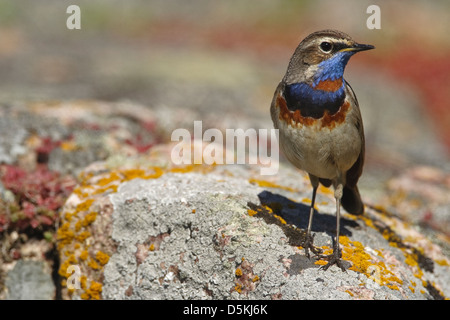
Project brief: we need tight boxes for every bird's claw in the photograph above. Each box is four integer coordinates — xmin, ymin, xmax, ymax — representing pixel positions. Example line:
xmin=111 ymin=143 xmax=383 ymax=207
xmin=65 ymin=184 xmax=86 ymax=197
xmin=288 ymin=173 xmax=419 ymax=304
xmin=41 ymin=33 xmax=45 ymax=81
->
xmin=303 ymin=233 xmax=323 ymax=259
xmin=318 ymin=245 xmax=346 ymax=272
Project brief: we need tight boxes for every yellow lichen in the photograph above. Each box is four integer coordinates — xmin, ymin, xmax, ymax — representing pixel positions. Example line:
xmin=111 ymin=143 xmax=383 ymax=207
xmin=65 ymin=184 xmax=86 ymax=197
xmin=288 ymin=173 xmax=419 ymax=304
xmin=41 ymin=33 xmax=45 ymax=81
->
xmin=345 ymin=290 xmax=354 ymax=297
xmin=273 ymin=214 xmax=287 ymax=225
xmin=88 ymin=259 xmax=100 ymax=270
xmin=97 ymin=172 xmax=121 ymax=186
xmin=81 ymin=281 xmax=102 ymax=300
xmin=82 ymin=211 xmax=98 ymax=227
xmin=57 ymin=223 xmax=75 ymax=248
xmin=92 ymin=185 xmax=118 ymax=195
xmin=79 ymin=250 xmax=89 ymax=261
xmin=436 ymin=259 xmax=450 ymax=266
xmin=76 ymin=231 xmax=91 ymax=243
xmin=76 ymin=199 xmax=95 ymax=212
xmin=235 ymin=268 xmax=243 ymax=277
xmin=61 ymin=140 xmax=79 ymax=151
xmin=95 ymin=251 xmax=110 ymax=266
xmin=121 ymin=167 xmax=164 ymax=180
xmin=318 ymin=184 xmax=334 ymax=195
xmin=248 ymin=178 xmax=295 ymax=192
xmin=80 ymin=275 xmax=88 ymax=290
xmin=327 ymin=236 xmax=405 ymax=291
xmin=314 ymin=260 xmax=328 ymax=266
xmin=58 ymin=163 xmax=261 ymax=299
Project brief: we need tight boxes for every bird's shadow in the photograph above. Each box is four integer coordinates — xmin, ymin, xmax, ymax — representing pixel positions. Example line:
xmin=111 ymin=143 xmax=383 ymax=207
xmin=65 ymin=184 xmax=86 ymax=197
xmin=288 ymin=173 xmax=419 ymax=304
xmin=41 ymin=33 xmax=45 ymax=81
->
xmin=256 ymin=190 xmax=358 ymax=238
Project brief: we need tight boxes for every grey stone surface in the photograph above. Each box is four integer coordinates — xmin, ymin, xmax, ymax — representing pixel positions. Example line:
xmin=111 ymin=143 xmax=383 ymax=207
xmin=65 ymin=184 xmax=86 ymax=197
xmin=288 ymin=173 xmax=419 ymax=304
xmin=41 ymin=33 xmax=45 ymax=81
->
xmin=5 ymin=260 xmax=55 ymax=300
xmin=95 ymin=168 xmax=450 ymax=300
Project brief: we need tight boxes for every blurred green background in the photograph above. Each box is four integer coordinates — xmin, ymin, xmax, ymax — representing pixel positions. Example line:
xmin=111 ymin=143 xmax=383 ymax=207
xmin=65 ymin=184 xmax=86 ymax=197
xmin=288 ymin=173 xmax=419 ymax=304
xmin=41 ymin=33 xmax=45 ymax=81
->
xmin=0 ymin=0 xmax=449 ymax=196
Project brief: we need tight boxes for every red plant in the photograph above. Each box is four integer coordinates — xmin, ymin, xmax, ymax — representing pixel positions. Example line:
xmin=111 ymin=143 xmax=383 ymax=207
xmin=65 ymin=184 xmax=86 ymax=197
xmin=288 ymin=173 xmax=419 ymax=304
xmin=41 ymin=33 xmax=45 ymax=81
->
xmin=0 ymin=164 xmax=76 ymax=233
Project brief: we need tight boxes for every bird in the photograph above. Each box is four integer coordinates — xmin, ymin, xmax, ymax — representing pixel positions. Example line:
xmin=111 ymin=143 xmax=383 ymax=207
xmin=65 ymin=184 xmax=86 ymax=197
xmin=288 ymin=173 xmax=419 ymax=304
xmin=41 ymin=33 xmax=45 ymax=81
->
xmin=270 ymin=30 xmax=374 ymax=271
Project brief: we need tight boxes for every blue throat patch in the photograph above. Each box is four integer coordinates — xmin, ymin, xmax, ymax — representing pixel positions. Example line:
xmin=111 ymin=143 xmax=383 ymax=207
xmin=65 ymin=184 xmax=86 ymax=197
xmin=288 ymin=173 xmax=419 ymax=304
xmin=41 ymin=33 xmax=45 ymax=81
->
xmin=285 ymin=51 xmax=354 ymax=118
xmin=313 ymin=51 xmax=353 ymax=86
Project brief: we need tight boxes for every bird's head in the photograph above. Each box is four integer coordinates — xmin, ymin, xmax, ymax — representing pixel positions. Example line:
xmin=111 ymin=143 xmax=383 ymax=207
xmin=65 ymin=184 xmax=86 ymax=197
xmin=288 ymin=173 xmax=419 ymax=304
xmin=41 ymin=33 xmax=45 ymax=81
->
xmin=284 ymin=30 xmax=374 ymax=86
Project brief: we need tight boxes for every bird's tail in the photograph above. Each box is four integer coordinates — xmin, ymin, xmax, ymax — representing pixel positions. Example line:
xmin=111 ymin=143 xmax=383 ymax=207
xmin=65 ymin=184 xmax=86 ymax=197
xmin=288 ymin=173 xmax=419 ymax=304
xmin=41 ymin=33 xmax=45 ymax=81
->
xmin=341 ymin=185 xmax=364 ymax=215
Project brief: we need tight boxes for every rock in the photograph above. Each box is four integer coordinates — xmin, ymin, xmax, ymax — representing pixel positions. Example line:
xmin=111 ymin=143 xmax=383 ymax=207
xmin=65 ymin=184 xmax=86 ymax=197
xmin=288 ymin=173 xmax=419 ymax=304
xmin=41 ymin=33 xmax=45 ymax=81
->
xmin=56 ymin=144 xmax=450 ymax=300
xmin=4 ymin=260 xmax=55 ymax=300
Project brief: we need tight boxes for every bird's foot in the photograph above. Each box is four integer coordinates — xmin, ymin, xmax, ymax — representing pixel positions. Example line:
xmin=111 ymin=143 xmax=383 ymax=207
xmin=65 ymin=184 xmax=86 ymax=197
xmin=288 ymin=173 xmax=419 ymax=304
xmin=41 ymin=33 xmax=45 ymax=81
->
xmin=302 ymin=233 xmax=323 ymax=259
xmin=318 ymin=245 xmax=346 ymax=272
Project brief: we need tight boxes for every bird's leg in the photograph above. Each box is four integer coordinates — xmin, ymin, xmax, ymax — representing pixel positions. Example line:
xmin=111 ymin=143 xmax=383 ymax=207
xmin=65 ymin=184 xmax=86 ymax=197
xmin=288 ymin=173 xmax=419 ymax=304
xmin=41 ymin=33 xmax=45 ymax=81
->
xmin=303 ymin=175 xmax=322 ymax=259
xmin=320 ymin=183 xmax=346 ymax=271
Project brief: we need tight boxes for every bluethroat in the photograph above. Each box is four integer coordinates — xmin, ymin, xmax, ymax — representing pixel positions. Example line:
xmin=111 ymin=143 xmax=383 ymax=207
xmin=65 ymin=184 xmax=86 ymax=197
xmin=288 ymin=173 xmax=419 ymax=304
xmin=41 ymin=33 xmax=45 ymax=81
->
xmin=270 ymin=30 xmax=374 ymax=270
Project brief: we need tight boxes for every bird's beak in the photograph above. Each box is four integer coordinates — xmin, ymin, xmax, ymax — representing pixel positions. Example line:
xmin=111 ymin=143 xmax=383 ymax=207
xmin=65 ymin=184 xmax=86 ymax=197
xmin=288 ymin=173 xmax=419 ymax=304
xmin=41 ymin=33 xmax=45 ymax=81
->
xmin=340 ymin=43 xmax=375 ymax=53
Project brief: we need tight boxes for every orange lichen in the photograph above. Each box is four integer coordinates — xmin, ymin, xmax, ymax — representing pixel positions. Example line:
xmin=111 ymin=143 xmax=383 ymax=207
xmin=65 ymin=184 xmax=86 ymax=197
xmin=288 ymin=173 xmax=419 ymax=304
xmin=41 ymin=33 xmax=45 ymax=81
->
xmin=79 ymin=250 xmax=89 ymax=261
xmin=76 ymin=231 xmax=91 ymax=243
xmin=82 ymin=211 xmax=98 ymax=227
xmin=235 ymin=268 xmax=243 ymax=277
xmin=248 ymin=178 xmax=296 ymax=192
xmin=273 ymin=214 xmax=287 ymax=225
xmin=88 ymin=259 xmax=100 ymax=270
xmin=81 ymin=281 xmax=102 ymax=300
xmin=74 ymin=220 xmax=82 ymax=232
xmin=313 ymin=236 xmax=404 ymax=291
xmin=60 ymin=140 xmax=79 ymax=152
xmin=58 ymin=259 xmax=73 ymax=277
xmin=318 ymin=184 xmax=334 ymax=196
xmin=76 ymin=199 xmax=95 ymax=212
xmin=57 ymin=222 xmax=75 ymax=248
xmin=80 ymin=275 xmax=88 ymax=290
xmin=95 ymin=251 xmax=110 ymax=266
xmin=97 ymin=172 xmax=121 ymax=186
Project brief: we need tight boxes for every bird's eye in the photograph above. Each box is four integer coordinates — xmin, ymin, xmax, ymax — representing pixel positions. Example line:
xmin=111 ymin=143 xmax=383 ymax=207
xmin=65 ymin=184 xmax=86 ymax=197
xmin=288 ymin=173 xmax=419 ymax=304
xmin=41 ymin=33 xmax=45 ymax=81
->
xmin=320 ymin=41 xmax=333 ymax=53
